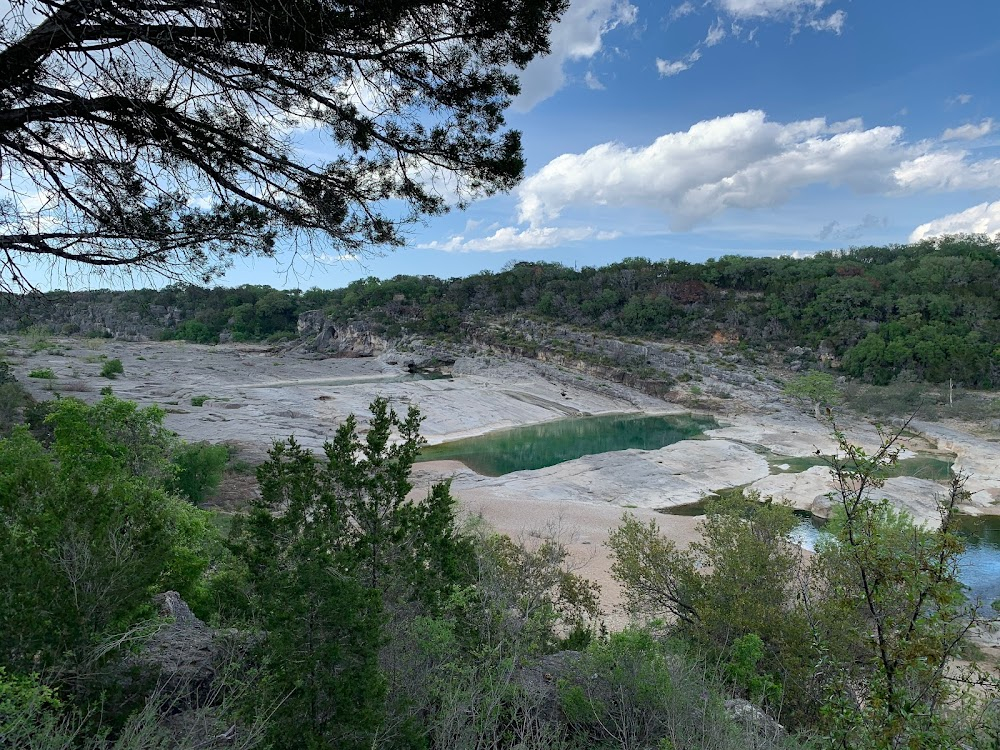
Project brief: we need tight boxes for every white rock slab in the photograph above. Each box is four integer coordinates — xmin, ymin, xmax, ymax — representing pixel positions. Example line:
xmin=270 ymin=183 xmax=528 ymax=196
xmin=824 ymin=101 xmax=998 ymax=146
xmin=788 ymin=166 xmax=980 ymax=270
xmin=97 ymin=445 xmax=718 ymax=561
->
xmin=750 ymin=467 xmax=951 ymax=527
xmin=449 ymin=439 xmax=770 ymax=510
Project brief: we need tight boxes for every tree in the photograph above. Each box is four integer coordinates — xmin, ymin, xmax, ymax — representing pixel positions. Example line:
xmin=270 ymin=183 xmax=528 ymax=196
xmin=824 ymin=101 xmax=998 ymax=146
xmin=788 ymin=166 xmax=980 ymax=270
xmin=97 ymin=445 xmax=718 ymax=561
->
xmin=608 ymin=424 xmax=1000 ymax=746
xmin=808 ymin=424 xmax=996 ymax=749
xmin=226 ymin=397 xmax=475 ymax=749
xmin=0 ymin=396 xmax=213 ymax=683
xmin=0 ymin=0 xmax=566 ymax=290
xmin=784 ymin=371 xmax=841 ymax=419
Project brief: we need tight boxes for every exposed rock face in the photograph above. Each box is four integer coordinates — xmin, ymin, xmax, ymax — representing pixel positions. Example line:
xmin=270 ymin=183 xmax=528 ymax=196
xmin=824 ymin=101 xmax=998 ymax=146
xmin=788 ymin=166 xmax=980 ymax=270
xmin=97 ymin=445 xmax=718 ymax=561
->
xmin=296 ymin=310 xmax=389 ymax=356
xmin=0 ymin=294 xmax=181 ymax=339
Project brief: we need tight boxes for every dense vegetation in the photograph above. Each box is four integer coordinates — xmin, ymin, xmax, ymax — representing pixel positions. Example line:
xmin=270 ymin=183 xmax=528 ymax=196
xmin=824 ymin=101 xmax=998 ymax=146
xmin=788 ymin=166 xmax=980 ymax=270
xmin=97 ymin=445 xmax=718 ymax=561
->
xmin=4 ymin=236 xmax=999 ymax=387
xmin=0 ymin=360 xmax=997 ymax=747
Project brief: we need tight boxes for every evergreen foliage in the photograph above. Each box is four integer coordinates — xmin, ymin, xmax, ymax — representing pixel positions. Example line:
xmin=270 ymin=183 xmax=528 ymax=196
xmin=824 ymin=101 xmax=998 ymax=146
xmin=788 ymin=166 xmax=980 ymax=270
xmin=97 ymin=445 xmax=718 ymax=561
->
xmin=0 ymin=0 xmax=566 ymax=289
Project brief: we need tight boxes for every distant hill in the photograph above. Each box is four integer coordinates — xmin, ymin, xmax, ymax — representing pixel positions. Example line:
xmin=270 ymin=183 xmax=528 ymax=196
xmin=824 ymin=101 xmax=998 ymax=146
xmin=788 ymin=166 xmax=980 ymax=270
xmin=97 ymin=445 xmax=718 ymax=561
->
xmin=3 ymin=235 xmax=998 ymax=387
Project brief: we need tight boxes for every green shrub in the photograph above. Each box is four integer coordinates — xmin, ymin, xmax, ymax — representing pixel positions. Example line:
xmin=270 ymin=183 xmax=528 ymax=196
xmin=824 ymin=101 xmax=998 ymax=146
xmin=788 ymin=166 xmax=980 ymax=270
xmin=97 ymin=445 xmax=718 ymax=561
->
xmin=169 ymin=442 xmax=229 ymax=504
xmin=0 ymin=382 xmax=32 ymax=435
xmin=560 ymin=628 xmax=742 ymax=750
xmin=100 ymin=359 xmax=124 ymax=379
xmin=191 ymin=395 xmax=210 ymax=407
xmin=28 ymin=368 xmax=55 ymax=379
xmin=100 ymin=386 xmax=113 ymax=396
xmin=171 ymin=321 xmax=217 ymax=344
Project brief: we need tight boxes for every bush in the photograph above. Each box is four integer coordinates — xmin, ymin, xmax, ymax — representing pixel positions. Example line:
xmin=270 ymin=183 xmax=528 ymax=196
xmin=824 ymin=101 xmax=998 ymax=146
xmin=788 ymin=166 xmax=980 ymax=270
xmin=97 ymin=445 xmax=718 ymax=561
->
xmin=191 ymin=395 xmax=210 ymax=407
xmin=0 ymin=382 xmax=32 ymax=435
xmin=100 ymin=359 xmax=124 ymax=378
xmin=28 ymin=368 xmax=55 ymax=379
xmin=0 ymin=361 xmax=16 ymax=385
xmin=169 ymin=441 xmax=229 ymax=504
xmin=560 ymin=628 xmax=752 ymax=750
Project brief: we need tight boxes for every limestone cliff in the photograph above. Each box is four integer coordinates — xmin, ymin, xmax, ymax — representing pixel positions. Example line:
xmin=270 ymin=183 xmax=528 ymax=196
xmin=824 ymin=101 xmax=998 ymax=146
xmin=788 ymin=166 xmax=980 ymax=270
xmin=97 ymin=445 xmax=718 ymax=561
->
xmin=296 ymin=310 xmax=389 ymax=356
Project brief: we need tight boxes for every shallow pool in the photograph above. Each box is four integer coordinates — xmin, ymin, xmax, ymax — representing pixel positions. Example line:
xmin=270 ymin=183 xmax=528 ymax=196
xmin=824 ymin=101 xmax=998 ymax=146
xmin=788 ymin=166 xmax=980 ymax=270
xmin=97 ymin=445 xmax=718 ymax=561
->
xmin=417 ymin=412 xmax=718 ymax=476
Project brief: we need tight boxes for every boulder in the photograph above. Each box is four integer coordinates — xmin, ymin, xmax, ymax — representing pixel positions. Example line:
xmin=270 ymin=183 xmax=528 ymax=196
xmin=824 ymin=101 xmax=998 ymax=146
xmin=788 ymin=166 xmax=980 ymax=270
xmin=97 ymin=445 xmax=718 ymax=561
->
xmin=724 ymin=698 xmax=785 ymax=743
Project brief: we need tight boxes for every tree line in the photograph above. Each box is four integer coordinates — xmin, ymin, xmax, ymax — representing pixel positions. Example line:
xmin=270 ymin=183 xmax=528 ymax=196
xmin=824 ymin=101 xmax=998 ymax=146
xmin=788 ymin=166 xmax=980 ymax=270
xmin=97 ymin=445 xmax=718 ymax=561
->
xmin=6 ymin=236 xmax=1000 ymax=387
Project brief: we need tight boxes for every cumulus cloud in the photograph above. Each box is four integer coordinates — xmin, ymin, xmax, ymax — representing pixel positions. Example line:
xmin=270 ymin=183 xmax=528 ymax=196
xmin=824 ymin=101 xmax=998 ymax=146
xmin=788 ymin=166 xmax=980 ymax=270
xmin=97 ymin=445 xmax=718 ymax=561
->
xmin=513 ymin=0 xmax=636 ymax=111
xmin=941 ymin=119 xmax=993 ymax=141
xmin=910 ymin=201 xmax=1000 ymax=242
xmin=515 ymin=110 xmax=1000 ymax=231
xmin=418 ymin=225 xmax=619 ymax=253
xmin=893 ymin=151 xmax=1000 ymax=191
xmin=517 ymin=111 xmax=908 ymax=230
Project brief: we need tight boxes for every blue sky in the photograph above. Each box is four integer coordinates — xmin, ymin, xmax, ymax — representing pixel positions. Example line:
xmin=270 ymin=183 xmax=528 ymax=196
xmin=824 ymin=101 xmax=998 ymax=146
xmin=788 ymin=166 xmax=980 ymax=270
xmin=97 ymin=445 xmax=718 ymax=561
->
xmin=24 ymin=0 xmax=1000 ymax=290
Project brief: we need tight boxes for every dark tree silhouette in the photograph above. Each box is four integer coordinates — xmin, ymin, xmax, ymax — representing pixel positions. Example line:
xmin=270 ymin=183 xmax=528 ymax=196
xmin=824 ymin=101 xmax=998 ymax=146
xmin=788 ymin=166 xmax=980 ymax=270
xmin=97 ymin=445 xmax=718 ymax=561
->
xmin=0 ymin=0 xmax=565 ymax=290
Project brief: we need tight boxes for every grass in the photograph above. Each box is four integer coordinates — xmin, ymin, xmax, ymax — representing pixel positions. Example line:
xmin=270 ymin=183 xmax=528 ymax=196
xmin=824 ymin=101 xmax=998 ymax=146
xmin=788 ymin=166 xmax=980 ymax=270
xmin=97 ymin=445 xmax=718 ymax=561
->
xmin=28 ymin=368 xmax=55 ymax=379
xmin=191 ymin=395 xmax=211 ymax=407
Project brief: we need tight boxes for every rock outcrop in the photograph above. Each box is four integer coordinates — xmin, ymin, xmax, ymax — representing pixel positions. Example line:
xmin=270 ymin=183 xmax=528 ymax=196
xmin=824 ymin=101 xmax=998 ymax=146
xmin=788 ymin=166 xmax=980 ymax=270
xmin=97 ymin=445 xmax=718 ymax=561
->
xmin=296 ymin=311 xmax=389 ymax=356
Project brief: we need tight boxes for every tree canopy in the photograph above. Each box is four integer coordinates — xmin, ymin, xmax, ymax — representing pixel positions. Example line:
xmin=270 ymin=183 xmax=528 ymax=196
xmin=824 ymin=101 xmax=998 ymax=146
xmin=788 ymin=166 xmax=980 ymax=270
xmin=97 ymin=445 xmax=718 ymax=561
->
xmin=0 ymin=0 xmax=565 ymax=290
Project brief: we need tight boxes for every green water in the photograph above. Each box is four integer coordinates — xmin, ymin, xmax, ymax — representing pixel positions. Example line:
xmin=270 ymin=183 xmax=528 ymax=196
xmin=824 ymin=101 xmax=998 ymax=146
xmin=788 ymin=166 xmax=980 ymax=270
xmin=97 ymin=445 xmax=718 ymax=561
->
xmin=766 ymin=452 xmax=953 ymax=480
xmin=418 ymin=413 xmax=718 ymax=477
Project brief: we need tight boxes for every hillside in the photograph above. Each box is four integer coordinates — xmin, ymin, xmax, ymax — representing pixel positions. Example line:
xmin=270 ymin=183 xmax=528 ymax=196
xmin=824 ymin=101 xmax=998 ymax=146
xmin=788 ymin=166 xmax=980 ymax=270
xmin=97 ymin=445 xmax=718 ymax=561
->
xmin=4 ymin=236 xmax=998 ymax=388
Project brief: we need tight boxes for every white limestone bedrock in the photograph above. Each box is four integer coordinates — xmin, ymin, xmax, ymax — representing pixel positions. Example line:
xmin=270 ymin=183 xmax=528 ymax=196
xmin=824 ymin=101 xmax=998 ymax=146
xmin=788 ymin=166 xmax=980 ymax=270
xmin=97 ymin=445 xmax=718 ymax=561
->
xmin=749 ymin=467 xmax=949 ymax=528
xmin=443 ymin=440 xmax=770 ymax=510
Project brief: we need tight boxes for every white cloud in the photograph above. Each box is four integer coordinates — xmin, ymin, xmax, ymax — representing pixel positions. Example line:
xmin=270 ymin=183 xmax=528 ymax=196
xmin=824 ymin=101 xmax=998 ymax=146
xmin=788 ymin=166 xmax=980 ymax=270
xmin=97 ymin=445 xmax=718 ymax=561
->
xmin=941 ymin=118 xmax=993 ymax=141
xmin=515 ymin=110 xmax=1000 ymax=231
xmin=809 ymin=9 xmax=845 ymax=33
xmin=656 ymin=50 xmax=700 ymax=76
xmin=910 ymin=200 xmax=1000 ymax=241
xmin=704 ymin=19 xmax=727 ymax=46
xmin=669 ymin=2 xmax=697 ymax=21
xmin=950 ymin=93 xmax=974 ymax=106
xmin=893 ymin=151 xmax=1000 ymax=191
xmin=654 ymin=1 xmax=844 ymax=85
xmin=517 ymin=111 xmax=906 ymax=230
xmin=716 ymin=0 xmax=831 ymax=21
xmin=316 ymin=252 xmax=360 ymax=264
xmin=513 ymin=0 xmax=636 ymax=111
xmin=418 ymin=225 xmax=618 ymax=253
xmin=584 ymin=71 xmax=605 ymax=90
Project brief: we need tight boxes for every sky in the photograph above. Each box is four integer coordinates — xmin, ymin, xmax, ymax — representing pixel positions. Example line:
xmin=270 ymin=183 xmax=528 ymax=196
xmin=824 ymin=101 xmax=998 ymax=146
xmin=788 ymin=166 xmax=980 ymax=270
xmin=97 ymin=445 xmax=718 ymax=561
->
xmin=20 ymin=0 xmax=1000 ymax=290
